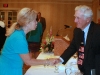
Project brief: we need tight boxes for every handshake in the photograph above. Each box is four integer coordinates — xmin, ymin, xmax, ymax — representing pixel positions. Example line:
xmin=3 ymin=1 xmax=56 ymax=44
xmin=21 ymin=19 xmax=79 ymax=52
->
xmin=45 ymin=58 xmax=62 ymax=66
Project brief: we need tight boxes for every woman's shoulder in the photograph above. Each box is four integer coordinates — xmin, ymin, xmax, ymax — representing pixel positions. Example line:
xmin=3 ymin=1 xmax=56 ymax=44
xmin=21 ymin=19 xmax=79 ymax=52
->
xmin=11 ymin=29 xmax=25 ymax=39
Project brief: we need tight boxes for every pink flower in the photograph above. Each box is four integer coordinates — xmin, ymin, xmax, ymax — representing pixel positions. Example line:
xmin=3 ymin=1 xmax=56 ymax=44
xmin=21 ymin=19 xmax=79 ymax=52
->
xmin=40 ymin=26 xmax=54 ymax=52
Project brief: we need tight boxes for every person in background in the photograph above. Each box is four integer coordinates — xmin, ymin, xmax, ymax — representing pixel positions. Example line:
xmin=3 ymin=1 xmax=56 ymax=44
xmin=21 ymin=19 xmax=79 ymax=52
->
xmin=56 ymin=5 xmax=100 ymax=75
xmin=0 ymin=8 xmax=59 ymax=75
xmin=37 ymin=12 xmax=46 ymax=42
xmin=37 ymin=12 xmax=46 ymax=33
xmin=26 ymin=21 xmax=43 ymax=58
xmin=0 ymin=20 xmax=6 ymax=51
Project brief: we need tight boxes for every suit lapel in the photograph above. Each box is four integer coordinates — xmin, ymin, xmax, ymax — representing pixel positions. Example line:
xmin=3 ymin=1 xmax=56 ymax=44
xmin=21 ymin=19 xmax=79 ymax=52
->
xmin=84 ymin=21 xmax=94 ymax=62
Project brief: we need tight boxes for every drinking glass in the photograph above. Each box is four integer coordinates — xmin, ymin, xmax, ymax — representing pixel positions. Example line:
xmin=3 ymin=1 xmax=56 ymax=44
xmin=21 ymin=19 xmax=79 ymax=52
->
xmin=54 ymin=64 xmax=60 ymax=73
xmin=65 ymin=67 xmax=72 ymax=75
xmin=44 ymin=58 xmax=49 ymax=68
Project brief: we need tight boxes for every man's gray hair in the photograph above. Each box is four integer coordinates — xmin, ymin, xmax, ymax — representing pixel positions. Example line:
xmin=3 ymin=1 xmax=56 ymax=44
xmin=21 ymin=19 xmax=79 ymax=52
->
xmin=75 ymin=5 xmax=93 ymax=19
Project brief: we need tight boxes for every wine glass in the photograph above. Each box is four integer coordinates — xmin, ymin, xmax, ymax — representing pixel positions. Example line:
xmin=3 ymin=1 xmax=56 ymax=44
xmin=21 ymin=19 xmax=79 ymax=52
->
xmin=65 ymin=67 xmax=72 ymax=75
xmin=54 ymin=64 xmax=60 ymax=73
xmin=44 ymin=58 xmax=49 ymax=68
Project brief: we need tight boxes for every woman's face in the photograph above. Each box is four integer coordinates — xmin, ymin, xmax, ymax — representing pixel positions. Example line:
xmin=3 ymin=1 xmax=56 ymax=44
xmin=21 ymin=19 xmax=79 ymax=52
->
xmin=31 ymin=20 xmax=37 ymax=30
xmin=27 ymin=20 xmax=37 ymax=31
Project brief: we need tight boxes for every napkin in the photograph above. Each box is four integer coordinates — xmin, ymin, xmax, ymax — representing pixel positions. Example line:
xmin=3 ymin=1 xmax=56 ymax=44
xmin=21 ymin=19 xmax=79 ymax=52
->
xmin=58 ymin=64 xmax=65 ymax=71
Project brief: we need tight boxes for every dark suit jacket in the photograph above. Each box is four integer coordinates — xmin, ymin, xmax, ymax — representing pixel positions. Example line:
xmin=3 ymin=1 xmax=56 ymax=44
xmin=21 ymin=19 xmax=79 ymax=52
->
xmin=0 ymin=26 xmax=6 ymax=50
xmin=61 ymin=21 xmax=100 ymax=75
xmin=40 ymin=17 xmax=46 ymax=33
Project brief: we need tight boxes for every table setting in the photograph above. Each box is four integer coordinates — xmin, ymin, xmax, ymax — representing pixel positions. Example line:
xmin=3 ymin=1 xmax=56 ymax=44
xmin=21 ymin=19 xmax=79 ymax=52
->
xmin=24 ymin=52 xmax=83 ymax=75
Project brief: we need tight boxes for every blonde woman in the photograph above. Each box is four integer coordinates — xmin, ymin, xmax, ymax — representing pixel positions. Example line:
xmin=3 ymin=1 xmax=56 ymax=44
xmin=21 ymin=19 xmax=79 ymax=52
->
xmin=0 ymin=8 xmax=59 ymax=75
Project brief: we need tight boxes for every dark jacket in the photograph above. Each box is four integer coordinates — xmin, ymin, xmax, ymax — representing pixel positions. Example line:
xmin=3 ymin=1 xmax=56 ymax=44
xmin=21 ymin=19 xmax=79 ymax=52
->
xmin=40 ymin=17 xmax=46 ymax=33
xmin=0 ymin=26 xmax=6 ymax=50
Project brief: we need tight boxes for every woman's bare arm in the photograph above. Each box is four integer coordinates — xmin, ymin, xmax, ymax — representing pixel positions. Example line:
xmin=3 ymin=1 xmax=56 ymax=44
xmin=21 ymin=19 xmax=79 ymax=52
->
xmin=20 ymin=53 xmax=59 ymax=66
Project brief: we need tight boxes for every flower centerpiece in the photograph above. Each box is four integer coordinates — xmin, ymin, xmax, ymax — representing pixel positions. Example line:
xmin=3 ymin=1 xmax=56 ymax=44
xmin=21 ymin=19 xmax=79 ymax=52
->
xmin=40 ymin=27 xmax=54 ymax=53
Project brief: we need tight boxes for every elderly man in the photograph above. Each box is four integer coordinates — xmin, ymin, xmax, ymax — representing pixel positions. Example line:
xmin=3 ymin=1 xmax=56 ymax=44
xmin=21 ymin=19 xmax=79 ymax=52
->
xmin=58 ymin=5 xmax=100 ymax=75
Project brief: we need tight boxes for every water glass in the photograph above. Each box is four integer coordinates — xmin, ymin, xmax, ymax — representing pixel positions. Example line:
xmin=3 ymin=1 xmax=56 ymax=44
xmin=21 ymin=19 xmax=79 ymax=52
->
xmin=54 ymin=64 xmax=59 ymax=73
xmin=65 ymin=67 xmax=72 ymax=75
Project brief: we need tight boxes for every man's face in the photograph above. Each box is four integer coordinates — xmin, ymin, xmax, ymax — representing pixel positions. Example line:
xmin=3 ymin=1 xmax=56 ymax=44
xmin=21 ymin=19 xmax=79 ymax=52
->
xmin=37 ymin=13 xmax=41 ymax=18
xmin=74 ymin=10 xmax=89 ymax=30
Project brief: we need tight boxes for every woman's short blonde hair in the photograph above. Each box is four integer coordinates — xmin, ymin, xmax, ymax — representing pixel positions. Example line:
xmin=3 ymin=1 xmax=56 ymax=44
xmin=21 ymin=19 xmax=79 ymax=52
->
xmin=5 ymin=8 xmax=37 ymax=36
xmin=17 ymin=8 xmax=37 ymax=27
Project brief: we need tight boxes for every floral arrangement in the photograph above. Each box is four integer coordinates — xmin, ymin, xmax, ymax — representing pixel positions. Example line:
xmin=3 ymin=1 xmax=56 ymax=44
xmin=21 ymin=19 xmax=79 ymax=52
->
xmin=40 ymin=27 xmax=55 ymax=53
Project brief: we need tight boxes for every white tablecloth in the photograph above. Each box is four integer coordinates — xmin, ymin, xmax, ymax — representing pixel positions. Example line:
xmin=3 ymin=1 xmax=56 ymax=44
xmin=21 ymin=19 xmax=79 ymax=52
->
xmin=24 ymin=52 xmax=80 ymax=75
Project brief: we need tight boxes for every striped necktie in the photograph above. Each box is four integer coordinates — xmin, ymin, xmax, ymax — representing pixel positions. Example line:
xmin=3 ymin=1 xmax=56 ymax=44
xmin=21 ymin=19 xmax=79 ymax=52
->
xmin=78 ymin=31 xmax=85 ymax=68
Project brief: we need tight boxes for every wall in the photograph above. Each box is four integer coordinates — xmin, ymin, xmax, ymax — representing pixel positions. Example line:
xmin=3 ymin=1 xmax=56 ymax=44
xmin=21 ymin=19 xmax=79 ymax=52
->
xmin=92 ymin=0 xmax=99 ymax=22
xmin=0 ymin=0 xmax=92 ymax=40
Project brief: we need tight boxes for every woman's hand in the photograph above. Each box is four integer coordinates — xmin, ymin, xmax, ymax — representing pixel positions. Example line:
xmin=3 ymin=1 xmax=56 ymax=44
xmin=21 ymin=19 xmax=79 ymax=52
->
xmin=47 ymin=58 xmax=61 ymax=66
xmin=5 ymin=23 xmax=17 ymax=36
